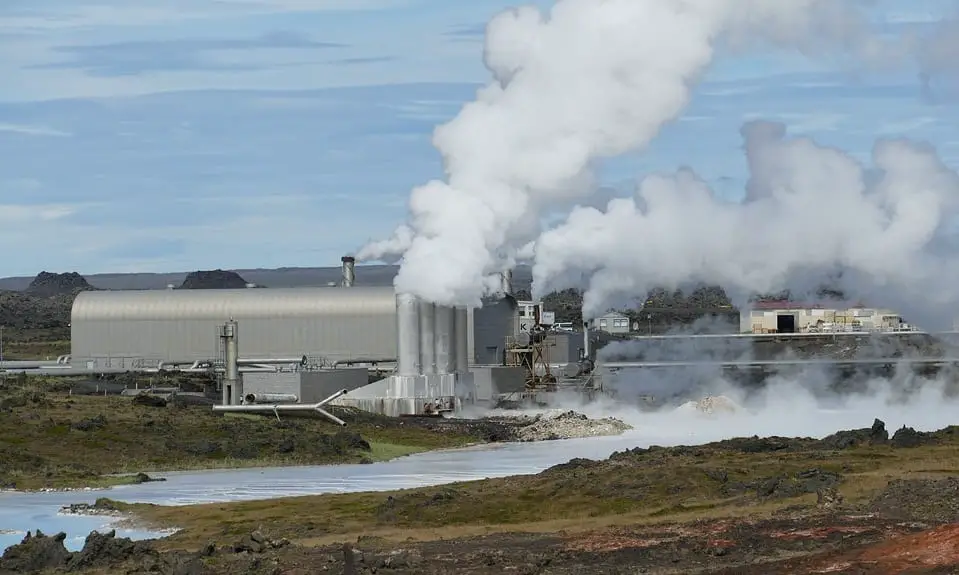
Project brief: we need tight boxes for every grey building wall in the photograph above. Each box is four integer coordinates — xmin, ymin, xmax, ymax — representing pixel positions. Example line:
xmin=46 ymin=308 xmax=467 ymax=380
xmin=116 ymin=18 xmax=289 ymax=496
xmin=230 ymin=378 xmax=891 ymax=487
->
xmin=300 ymin=369 xmax=369 ymax=402
xmin=243 ymin=372 xmax=300 ymax=398
xmin=242 ymin=368 xmax=369 ymax=403
xmin=71 ymin=287 xmax=397 ymax=369
xmin=590 ymin=312 xmax=631 ymax=335
xmin=471 ymin=366 xmax=526 ymax=401
xmin=472 ymin=296 xmax=519 ymax=366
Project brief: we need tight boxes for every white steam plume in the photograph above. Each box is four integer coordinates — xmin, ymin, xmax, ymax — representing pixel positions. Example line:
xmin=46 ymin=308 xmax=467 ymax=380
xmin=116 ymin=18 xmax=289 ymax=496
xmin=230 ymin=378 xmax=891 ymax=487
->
xmin=532 ymin=122 xmax=959 ymax=329
xmin=362 ymin=0 xmax=905 ymax=306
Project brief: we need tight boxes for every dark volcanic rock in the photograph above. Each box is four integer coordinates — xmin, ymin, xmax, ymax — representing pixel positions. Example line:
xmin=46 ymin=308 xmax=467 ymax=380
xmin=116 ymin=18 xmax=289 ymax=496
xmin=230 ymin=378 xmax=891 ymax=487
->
xmin=818 ymin=418 xmax=889 ymax=449
xmin=870 ymin=477 xmax=959 ymax=522
xmin=0 ymin=291 xmax=73 ymax=329
xmin=68 ymin=529 xmax=156 ymax=571
xmin=890 ymin=425 xmax=936 ymax=448
xmin=178 ymin=270 xmax=249 ymax=289
xmin=0 ymin=529 xmax=209 ymax=575
xmin=0 ymin=530 xmax=71 ymax=573
xmin=132 ymin=393 xmax=168 ymax=408
xmin=24 ymin=271 xmax=93 ymax=298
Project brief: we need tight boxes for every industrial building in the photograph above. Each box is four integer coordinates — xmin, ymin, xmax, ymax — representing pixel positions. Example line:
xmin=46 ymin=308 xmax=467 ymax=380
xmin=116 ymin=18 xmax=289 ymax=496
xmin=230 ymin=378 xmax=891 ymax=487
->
xmin=741 ymin=301 xmax=909 ymax=334
xmin=66 ymin=257 xmax=590 ymax=415
xmin=589 ymin=311 xmax=633 ymax=335
xmin=71 ymin=286 xmax=398 ymax=370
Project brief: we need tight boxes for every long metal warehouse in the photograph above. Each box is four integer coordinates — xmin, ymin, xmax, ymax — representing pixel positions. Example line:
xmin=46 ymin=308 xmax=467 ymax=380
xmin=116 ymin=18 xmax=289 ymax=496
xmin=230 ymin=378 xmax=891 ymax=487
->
xmin=71 ymin=287 xmax=397 ymax=370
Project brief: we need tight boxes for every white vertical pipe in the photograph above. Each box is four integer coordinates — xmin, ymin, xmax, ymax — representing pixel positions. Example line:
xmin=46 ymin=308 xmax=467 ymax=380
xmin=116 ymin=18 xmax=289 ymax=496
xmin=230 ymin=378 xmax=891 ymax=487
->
xmin=434 ymin=305 xmax=455 ymax=375
xmin=500 ymin=269 xmax=513 ymax=295
xmin=419 ymin=301 xmax=436 ymax=374
xmin=396 ymin=293 xmax=421 ymax=376
xmin=467 ymin=306 xmax=475 ymax=366
xmin=455 ymin=306 xmax=469 ymax=373
xmin=223 ymin=320 xmax=239 ymax=405
xmin=583 ymin=320 xmax=591 ymax=360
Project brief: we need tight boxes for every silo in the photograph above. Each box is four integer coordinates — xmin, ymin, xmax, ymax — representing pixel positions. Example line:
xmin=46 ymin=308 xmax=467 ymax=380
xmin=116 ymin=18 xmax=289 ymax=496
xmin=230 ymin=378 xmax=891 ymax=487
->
xmin=396 ymin=293 xmax=421 ymax=376
xmin=434 ymin=305 xmax=455 ymax=374
xmin=454 ymin=306 xmax=469 ymax=373
xmin=419 ymin=301 xmax=436 ymax=374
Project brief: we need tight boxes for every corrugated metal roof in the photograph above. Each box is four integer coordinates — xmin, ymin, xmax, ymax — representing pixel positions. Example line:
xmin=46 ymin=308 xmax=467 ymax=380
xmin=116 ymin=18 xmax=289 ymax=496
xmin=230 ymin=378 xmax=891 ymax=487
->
xmin=72 ymin=287 xmax=396 ymax=321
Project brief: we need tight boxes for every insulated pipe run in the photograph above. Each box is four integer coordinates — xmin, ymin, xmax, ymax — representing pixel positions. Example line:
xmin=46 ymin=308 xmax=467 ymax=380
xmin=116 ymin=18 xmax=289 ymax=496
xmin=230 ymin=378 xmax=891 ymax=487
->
xmin=396 ymin=293 xmax=421 ymax=376
xmin=213 ymin=389 xmax=349 ymax=426
xmin=244 ymin=393 xmax=298 ymax=404
xmin=333 ymin=357 xmax=396 ymax=367
xmin=237 ymin=356 xmax=308 ymax=366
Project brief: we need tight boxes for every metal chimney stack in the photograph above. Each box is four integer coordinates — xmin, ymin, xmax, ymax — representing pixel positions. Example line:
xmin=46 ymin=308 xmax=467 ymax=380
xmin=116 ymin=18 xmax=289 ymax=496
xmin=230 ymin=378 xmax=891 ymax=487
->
xmin=341 ymin=256 xmax=355 ymax=287
xmin=220 ymin=319 xmax=240 ymax=405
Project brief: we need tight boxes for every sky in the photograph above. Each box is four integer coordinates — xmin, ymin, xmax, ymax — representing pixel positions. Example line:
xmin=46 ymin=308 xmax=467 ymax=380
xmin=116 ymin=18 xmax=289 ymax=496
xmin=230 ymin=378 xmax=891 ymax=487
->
xmin=0 ymin=0 xmax=957 ymax=277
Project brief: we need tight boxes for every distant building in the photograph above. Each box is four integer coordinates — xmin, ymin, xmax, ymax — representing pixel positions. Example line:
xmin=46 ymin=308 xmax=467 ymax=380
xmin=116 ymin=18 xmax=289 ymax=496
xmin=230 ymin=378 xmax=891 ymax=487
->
xmin=590 ymin=311 xmax=631 ymax=335
xmin=741 ymin=301 xmax=909 ymax=334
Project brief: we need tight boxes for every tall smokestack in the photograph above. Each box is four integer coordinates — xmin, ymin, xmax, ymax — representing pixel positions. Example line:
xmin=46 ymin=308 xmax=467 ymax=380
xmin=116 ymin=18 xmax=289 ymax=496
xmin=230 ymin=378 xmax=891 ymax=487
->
xmin=500 ymin=269 xmax=513 ymax=296
xmin=341 ymin=256 xmax=355 ymax=287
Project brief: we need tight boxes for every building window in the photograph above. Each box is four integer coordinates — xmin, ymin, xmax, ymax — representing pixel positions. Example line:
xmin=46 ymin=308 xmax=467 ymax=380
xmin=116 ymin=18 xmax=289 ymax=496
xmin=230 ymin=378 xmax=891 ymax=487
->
xmin=599 ymin=319 xmax=607 ymax=328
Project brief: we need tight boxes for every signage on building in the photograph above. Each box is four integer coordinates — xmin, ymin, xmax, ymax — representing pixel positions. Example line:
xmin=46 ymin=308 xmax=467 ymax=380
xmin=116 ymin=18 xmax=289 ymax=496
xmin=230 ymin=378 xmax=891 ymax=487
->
xmin=540 ymin=311 xmax=555 ymax=325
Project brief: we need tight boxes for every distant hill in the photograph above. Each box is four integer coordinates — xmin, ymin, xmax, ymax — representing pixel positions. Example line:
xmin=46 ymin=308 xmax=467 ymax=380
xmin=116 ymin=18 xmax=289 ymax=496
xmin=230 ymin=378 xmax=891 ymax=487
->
xmin=24 ymin=271 xmax=94 ymax=298
xmin=178 ymin=270 xmax=250 ymax=290
xmin=0 ymin=272 xmax=95 ymax=333
xmin=0 ymin=264 xmax=535 ymax=292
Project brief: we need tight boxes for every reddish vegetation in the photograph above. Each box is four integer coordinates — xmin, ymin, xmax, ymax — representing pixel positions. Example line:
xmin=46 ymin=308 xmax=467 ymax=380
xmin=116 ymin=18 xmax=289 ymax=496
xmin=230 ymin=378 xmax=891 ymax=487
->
xmin=855 ymin=524 xmax=959 ymax=572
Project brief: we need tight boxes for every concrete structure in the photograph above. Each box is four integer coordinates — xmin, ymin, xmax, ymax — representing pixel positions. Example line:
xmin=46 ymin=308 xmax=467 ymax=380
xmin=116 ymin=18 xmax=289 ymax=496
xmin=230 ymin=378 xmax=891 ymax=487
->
xmin=71 ymin=287 xmax=397 ymax=370
xmin=741 ymin=302 xmax=908 ymax=334
xmin=471 ymin=296 xmax=521 ymax=365
xmin=541 ymin=332 xmax=585 ymax=365
xmin=590 ymin=311 xmax=631 ymax=335
xmin=331 ymin=293 xmax=473 ymax=416
xmin=242 ymin=368 xmax=369 ymax=403
xmin=471 ymin=366 xmax=526 ymax=404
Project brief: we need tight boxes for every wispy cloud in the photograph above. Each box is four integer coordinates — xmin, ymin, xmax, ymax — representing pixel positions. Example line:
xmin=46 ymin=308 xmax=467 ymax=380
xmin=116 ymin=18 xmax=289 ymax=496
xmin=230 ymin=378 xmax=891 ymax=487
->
xmin=0 ymin=0 xmax=954 ymax=277
xmin=32 ymin=32 xmax=344 ymax=75
xmin=0 ymin=123 xmax=71 ymax=137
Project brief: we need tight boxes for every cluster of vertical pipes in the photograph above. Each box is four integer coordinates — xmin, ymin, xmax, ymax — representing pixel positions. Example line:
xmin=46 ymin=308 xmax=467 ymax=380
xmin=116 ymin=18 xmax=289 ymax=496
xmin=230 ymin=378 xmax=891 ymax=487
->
xmin=396 ymin=294 xmax=469 ymax=377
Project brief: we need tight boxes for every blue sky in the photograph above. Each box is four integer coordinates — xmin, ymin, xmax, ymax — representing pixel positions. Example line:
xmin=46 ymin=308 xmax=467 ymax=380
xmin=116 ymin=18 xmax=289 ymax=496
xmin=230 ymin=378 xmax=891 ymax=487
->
xmin=0 ymin=0 xmax=956 ymax=276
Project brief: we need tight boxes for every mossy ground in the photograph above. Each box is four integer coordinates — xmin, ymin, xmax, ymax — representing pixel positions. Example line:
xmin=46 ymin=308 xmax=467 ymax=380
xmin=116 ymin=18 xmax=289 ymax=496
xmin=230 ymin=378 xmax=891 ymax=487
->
xmin=117 ymin=433 xmax=959 ymax=550
xmin=0 ymin=381 xmax=480 ymax=490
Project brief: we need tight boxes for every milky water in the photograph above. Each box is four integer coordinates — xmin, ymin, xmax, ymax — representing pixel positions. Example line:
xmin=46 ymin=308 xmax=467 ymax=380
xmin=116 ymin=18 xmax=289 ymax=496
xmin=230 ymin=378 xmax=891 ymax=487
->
xmin=3 ymin=380 xmax=955 ymax=554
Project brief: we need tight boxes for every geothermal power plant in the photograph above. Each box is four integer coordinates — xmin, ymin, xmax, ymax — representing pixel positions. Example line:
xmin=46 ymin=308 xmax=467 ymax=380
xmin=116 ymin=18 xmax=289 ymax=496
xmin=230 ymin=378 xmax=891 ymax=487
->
xmin=9 ymin=257 xmax=604 ymax=417
xmin=6 ymin=258 xmax=952 ymax=419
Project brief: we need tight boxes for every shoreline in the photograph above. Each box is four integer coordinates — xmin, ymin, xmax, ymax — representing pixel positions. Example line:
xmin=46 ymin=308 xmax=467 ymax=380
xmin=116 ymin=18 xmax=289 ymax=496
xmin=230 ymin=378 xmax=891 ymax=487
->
xmin=0 ymin=430 xmax=626 ymax=495
xmin=0 ymin=442 xmax=472 ymax=495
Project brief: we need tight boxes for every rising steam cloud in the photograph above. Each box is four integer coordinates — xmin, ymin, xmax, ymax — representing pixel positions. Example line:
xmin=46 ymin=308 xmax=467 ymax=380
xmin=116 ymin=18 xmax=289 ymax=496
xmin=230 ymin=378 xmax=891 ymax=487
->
xmin=533 ymin=122 xmax=959 ymax=329
xmin=360 ymin=0 xmax=955 ymax=319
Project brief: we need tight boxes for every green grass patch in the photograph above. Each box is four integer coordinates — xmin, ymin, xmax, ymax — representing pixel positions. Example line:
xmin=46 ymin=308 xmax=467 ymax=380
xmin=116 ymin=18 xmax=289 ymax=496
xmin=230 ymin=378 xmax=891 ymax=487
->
xmin=0 ymin=387 xmax=487 ymax=490
xmin=122 ymin=439 xmax=959 ymax=549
